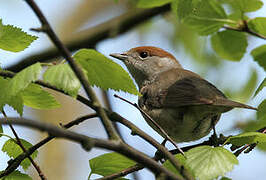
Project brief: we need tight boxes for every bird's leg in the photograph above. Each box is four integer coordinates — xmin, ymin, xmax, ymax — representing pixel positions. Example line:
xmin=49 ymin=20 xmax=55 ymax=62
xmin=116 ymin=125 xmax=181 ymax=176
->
xmin=161 ymin=138 xmax=167 ymax=146
xmin=211 ymin=115 xmax=219 ymax=146
xmin=114 ymin=94 xmax=185 ymax=155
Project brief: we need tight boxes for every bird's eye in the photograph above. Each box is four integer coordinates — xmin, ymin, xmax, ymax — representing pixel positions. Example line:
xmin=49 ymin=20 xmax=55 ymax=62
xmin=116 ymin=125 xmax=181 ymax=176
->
xmin=139 ymin=51 xmax=148 ymax=59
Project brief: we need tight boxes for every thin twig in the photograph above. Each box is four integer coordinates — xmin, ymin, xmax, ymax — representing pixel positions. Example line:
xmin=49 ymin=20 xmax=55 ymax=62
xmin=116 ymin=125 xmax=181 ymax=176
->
xmin=24 ymin=0 xmax=120 ymax=140
xmin=1 ymin=111 xmax=47 ymax=180
xmin=114 ymin=94 xmax=184 ymax=155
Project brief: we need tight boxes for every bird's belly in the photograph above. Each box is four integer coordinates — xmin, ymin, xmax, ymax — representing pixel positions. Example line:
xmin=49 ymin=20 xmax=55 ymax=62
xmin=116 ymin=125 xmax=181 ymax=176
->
xmin=142 ymin=106 xmax=219 ymax=142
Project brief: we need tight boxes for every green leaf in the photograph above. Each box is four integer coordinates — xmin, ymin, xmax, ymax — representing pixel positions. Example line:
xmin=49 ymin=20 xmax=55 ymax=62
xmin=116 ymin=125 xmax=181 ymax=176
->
xmin=43 ymin=64 xmax=81 ymax=97
xmin=0 ymin=170 xmax=32 ymax=180
xmin=89 ymin=152 xmax=136 ymax=179
xmin=0 ymin=77 xmax=24 ymax=116
xmin=186 ymin=146 xmax=238 ymax=180
xmin=181 ymin=0 xmax=228 ymax=35
xmin=74 ymin=49 xmax=139 ymax=95
xmin=224 ymin=0 xmax=263 ymax=13
xmin=163 ymin=154 xmax=195 ymax=178
xmin=248 ymin=17 xmax=266 ymax=37
xmin=227 ymin=132 xmax=266 ymax=146
xmin=220 ymin=177 xmax=232 ymax=180
xmin=230 ymin=69 xmax=258 ymax=102
xmin=251 ymin=44 xmax=266 ymax=71
xmin=2 ymin=139 xmax=38 ymax=171
xmin=8 ymin=63 xmax=42 ymax=97
xmin=137 ymin=0 xmax=172 ymax=8
xmin=21 ymin=84 xmax=61 ymax=109
xmin=211 ymin=30 xmax=247 ymax=61
xmin=257 ymin=100 xmax=266 ymax=122
xmin=254 ymin=78 xmax=266 ymax=97
xmin=0 ymin=19 xmax=37 ymax=52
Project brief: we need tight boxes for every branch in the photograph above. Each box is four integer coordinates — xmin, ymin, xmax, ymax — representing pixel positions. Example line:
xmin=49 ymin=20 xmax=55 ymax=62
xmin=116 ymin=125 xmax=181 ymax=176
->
xmin=7 ymin=4 xmax=171 ymax=72
xmin=0 ymin=114 xmax=97 ymax=177
xmin=24 ymin=0 xmax=120 ymax=140
xmin=98 ymin=134 xmax=229 ymax=180
xmin=0 ymin=118 xmax=182 ymax=180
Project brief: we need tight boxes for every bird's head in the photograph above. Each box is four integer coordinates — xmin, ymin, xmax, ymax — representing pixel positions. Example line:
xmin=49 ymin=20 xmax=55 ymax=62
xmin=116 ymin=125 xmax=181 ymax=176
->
xmin=110 ymin=46 xmax=182 ymax=87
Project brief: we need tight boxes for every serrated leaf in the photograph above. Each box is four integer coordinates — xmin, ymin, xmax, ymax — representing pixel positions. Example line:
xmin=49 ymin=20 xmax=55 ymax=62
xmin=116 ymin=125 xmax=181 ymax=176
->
xmin=0 ymin=77 xmax=24 ymax=116
xmin=251 ymin=44 xmax=266 ymax=71
xmin=21 ymin=84 xmax=61 ymax=109
xmin=254 ymin=78 xmax=266 ymax=97
xmin=137 ymin=0 xmax=172 ymax=8
xmin=89 ymin=152 xmax=136 ymax=179
xmin=74 ymin=49 xmax=139 ymax=95
xmin=228 ymin=132 xmax=266 ymax=146
xmin=0 ymin=170 xmax=32 ymax=180
xmin=43 ymin=64 xmax=81 ymax=97
xmin=181 ymin=0 xmax=228 ymax=35
xmin=163 ymin=154 xmax=195 ymax=178
xmin=257 ymin=100 xmax=266 ymax=122
xmin=211 ymin=30 xmax=247 ymax=61
xmin=224 ymin=0 xmax=263 ymax=13
xmin=0 ymin=19 xmax=37 ymax=52
xmin=186 ymin=146 xmax=238 ymax=180
xmin=2 ymin=139 xmax=38 ymax=171
xmin=8 ymin=63 xmax=42 ymax=97
xmin=248 ymin=17 xmax=266 ymax=37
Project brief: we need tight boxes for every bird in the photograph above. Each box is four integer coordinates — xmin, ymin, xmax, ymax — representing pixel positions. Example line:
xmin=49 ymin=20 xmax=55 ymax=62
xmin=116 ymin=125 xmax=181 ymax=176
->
xmin=110 ymin=46 xmax=257 ymax=143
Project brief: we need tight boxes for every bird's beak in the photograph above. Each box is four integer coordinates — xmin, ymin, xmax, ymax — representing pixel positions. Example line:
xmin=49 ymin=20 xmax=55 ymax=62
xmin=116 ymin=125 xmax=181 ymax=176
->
xmin=110 ymin=53 xmax=128 ymax=61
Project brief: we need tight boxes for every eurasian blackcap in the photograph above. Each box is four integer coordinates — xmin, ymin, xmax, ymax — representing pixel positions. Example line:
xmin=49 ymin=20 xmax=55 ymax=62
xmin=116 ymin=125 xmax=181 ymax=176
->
xmin=110 ymin=46 xmax=256 ymax=142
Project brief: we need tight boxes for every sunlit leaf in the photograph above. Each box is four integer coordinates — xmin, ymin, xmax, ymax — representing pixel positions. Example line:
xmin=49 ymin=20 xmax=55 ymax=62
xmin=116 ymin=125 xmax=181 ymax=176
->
xmin=0 ymin=77 xmax=24 ymax=116
xmin=254 ymin=78 xmax=266 ymax=97
xmin=186 ymin=146 xmax=238 ymax=180
xmin=211 ymin=30 xmax=247 ymax=61
xmin=43 ymin=64 xmax=81 ymax=97
xmin=2 ymin=139 xmax=38 ymax=171
xmin=22 ymin=84 xmax=61 ymax=109
xmin=227 ymin=132 xmax=266 ymax=146
xmin=224 ymin=0 xmax=263 ymax=12
xmin=89 ymin=152 xmax=135 ymax=179
xmin=74 ymin=49 xmax=139 ymax=95
xmin=137 ymin=0 xmax=172 ymax=8
xmin=8 ymin=63 xmax=42 ymax=97
xmin=0 ymin=170 xmax=32 ymax=180
xmin=163 ymin=154 xmax=195 ymax=178
xmin=257 ymin=100 xmax=266 ymax=122
xmin=248 ymin=17 xmax=266 ymax=37
xmin=0 ymin=19 xmax=37 ymax=52
xmin=180 ymin=0 xmax=228 ymax=35
xmin=251 ymin=44 xmax=266 ymax=71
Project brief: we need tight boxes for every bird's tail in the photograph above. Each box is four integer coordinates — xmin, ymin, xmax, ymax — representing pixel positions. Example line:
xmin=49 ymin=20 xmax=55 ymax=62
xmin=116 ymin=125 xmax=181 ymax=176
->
xmin=215 ymin=98 xmax=257 ymax=110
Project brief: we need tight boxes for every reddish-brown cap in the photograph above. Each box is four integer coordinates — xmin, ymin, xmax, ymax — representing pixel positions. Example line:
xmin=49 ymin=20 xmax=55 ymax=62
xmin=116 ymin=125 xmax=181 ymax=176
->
xmin=128 ymin=46 xmax=177 ymax=60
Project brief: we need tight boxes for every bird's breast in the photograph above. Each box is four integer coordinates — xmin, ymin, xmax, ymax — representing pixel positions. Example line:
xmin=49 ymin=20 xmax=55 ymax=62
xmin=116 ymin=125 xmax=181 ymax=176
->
xmin=139 ymin=104 xmax=220 ymax=142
